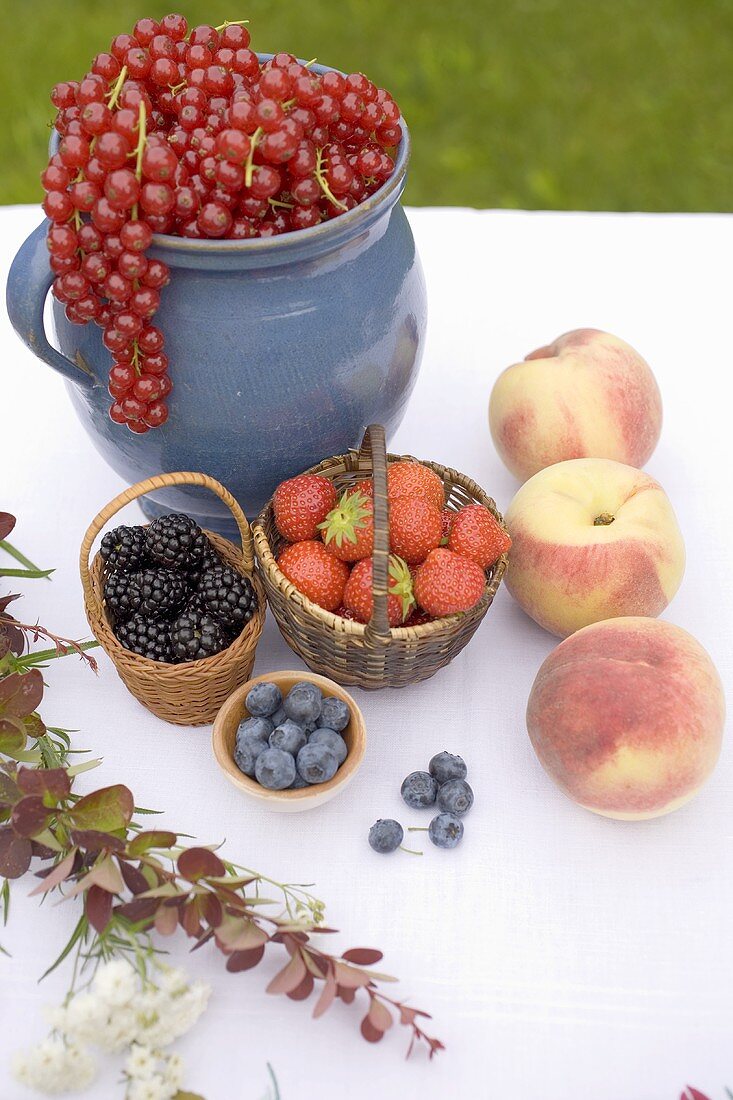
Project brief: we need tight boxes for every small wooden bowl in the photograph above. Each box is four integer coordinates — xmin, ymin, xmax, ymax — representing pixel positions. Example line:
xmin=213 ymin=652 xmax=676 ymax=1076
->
xmin=212 ymin=671 xmax=366 ymax=812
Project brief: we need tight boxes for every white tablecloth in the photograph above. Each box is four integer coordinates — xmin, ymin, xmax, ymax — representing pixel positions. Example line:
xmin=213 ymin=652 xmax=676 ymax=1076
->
xmin=1 ymin=204 xmax=731 ymax=1100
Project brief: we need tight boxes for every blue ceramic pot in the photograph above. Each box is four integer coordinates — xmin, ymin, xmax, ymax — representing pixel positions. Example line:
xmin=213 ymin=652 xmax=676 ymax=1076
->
xmin=6 ymin=73 xmax=426 ymax=534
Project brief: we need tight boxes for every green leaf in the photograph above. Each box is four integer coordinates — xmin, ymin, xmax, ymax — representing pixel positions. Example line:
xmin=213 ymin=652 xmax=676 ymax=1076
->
xmin=173 ymin=1092 xmax=207 ymax=1100
xmin=0 ymin=726 xmax=25 ymax=755
xmin=39 ymin=913 xmax=88 ymax=981
xmin=69 ymin=785 xmax=134 ymax=833
xmin=127 ymin=830 xmax=177 ymax=857
xmin=0 ymin=538 xmax=51 ymax=577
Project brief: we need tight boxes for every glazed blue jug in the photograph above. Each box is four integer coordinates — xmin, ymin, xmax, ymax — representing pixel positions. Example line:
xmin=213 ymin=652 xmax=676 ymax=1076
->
xmin=6 ymin=99 xmax=426 ymax=534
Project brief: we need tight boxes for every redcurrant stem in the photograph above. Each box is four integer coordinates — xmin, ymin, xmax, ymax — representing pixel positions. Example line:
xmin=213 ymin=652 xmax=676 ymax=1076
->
xmin=268 ymin=197 xmax=294 ymax=210
xmin=315 ymin=147 xmax=347 ymax=211
xmin=131 ymin=100 xmax=147 ymax=222
xmin=215 ymin=18 xmax=249 ymax=30
xmin=244 ymin=127 xmax=262 ymax=187
xmin=106 ymin=65 xmax=128 ymax=111
xmin=304 ymin=57 xmax=318 ymax=67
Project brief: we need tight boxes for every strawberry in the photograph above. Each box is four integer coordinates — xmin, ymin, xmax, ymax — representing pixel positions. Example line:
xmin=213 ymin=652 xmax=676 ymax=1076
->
xmin=334 ymin=604 xmax=359 ymax=621
xmin=403 ymin=607 xmax=434 ymax=627
xmin=277 ymin=540 xmax=350 ymax=611
xmin=448 ymin=504 xmax=511 ymax=568
xmin=440 ymin=507 xmax=454 ymax=544
xmin=343 ymin=554 xmax=415 ymax=627
xmin=346 ymin=479 xmax=374 ymax=499
xmin=318 ymin=491 xmax=374 ymax=562
xmin=273 ymin=474 xmax=337 ymax=541
xmin=388 ymin=496 xmax=442 ymax=565
xmin=387 ymin=460 xmax=445 ymax=510
xmin=413 ymin=548 xmax=486 ymax=617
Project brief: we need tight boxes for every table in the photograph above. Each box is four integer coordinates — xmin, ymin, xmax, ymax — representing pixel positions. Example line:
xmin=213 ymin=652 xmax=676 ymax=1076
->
xmin=1 ymin=204 xmax=731 ymax=1100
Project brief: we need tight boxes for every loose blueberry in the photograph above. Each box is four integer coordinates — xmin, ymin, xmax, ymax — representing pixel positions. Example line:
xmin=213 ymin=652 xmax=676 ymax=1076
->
xmin=236 ymin=716 xmax=274 ymax=745
xmin=428 ymin=812 xmax=464 ymax=849
xmin=296 ymin=742 xmax=339 ymax=785
xmin=233 ymin=737 xmax=268 ymax=777
xmin=269 ymin=719 xmax=307 ymax=757
xmin=254 ymin=747 xmax=296 ymax=790
xmin=317 ymin=696 xmax=350 ymax=732
xmin=284 ymin=682 xmax=323 ymax=727
xmin=308 ymin=727 xmax=347 ymax=765
xmin=437 ymin=778 xmax=474 ymax=816
xmin=428 ymin=751 xmax=467 ymax=785
xmin=368 ymin=818 xmax=404 ymax=853
xmin=245 ymin=681 xmax=282 ymax=717
xmin=400 ymin=770 xmax=438 ymax=809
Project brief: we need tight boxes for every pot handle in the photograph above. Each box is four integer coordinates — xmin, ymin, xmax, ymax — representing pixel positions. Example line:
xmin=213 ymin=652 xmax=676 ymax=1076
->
xmin=5 ymin=218 xmax=95 ymax=389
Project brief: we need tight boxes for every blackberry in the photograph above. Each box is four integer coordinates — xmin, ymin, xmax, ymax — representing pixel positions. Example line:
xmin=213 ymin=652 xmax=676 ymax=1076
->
xmin=103 ymin=571 xmax=141 ymax=624
xmin=115 ymin=614 xmax=172 ymax=663
xmin=196 ymin=566 xmax=257 ymax=635
xmin=134 ymin=567 xmax=188 ymax=620
xmin=186 ymin=543 xmax=225 ymax=587
xmin=170 ymin=609 xmax=227 ymax=662
xmin=145 ymin=513 xmax=208 ymax=571
xmin=100 ymin=525 xmax=148 ymax=574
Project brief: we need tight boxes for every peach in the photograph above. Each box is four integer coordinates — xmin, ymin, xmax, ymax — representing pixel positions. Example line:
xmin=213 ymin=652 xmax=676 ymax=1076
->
xmin=489 ymin=328 xmax=662 ymax=481
xmin=505 ymin=458 xmax=685 ymax=637
xmin=526 ymin=617 xmax=725 ymax=819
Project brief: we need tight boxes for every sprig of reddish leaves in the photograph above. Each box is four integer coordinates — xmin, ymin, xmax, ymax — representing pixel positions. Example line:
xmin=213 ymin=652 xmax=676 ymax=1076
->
xmin=0 ymin=514 xmax=443 ymax=1058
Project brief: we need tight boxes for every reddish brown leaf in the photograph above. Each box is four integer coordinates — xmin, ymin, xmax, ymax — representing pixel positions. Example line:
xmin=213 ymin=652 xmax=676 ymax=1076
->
xmin=115 ymin=897 xmax=159 ymax=923
xmin=342 ymin=948 xmax=384 ymax=966
xmin=368 ymin=997 xmax=394 ymax=1032
xmin=226 ymin=945 xmax=265 ymax=972
xmin=70 ymin=830 xmax=125 ymax=853
xmin=10 ymin=795 xmax=50 ymax=838
xmin=0 ymin=670 xmax=43 ymax=718
xmin=360 ymin=1016 xmax=385 ymax=1043
xmin=69 ymin=785 xmax=134 ymax=833
xmin=337 ymin=986 xmax=356 ymax=1005
xmin=201 ymin=892 xmax=223 ymax=929
xmin=683 ymin=1090 xmax=714 ymax=1100
xmin=287 ymin=973 xmax=314 ymax=1001
xmin=28 ymin=848 xmax=77 ymax=896
xmin=333 ymin=961 xmax=373 ymax=989
xmin=312 ymin=969 xmax=337 ymax=1019
xmin=65 ymin=856 xmax=124 ymax=897
xmin=118 ymin=860 xmax=150 ymax=895
xmin=0 ymin=827 xmax=32 ymax=878
xmin=191 ymin=928 xmax=216 ymax=953
xmin=180 ymin=901 xmax=203 ymax=938
xmin=0 ymin=513 xmax=16 ymax=540
xmin=0 ymin=772 xmax=19 ymax=807
xmin=17 ymin=767 xmax=70 ymax=801
xmin=215 ymin=916 xmax=269 ymax=953
xmin=86 ymin=884 xmax=113 ymax=934
xmin=177 ymin=847 xmax=226 ymax=882
xmin=267 ymin=952 xmax=307 ymax=995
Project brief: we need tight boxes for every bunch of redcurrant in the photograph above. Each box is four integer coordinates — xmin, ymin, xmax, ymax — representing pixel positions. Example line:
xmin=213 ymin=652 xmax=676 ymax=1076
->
xmin=41 ymin=13 xmax=403 ymax=434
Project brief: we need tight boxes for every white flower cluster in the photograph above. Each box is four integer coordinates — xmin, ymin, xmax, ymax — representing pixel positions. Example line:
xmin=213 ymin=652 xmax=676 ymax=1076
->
xmin=13 ymin=959 xmax=211 ymax=1097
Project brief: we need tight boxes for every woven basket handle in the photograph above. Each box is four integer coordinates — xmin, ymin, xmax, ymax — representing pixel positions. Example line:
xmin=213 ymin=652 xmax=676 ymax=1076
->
xmin=360 ymin=425 xmax=392 ymax=648
xmin=79 ymin=471 xmax=253 ymax=608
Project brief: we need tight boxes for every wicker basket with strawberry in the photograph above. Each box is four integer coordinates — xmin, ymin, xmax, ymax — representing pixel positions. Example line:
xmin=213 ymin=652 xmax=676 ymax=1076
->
xmin=252 ymin=425 xmax=510 ymax=689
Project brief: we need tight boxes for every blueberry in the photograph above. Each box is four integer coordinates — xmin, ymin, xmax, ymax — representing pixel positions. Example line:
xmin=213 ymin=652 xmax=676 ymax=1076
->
xmin=428 ymin=812 xmax=464 ymax=849
xmin=437 ymin=778 xmax=474 ymax=816
xmin=254 ymin=747 xmax=296 ymax=790
xmin=368 ymin=819 xmax=404 ymax=854
xmin=308 ymin=728 xmax=347 ymax=765
xmin=270 ymin=705 xmax=287 ymax=728
xmin=284 ymin=682 xmax=322 ymax=727
xmin=245 ymin=681 xmax=282 ymax=718
xmin=428 ymin=751 xmax=467 ymax=785
xmin=236 ymin=716 xmax=274 ymax=745
xmin=296 ymin=742 xmax=339 ymax=785
xmin=233 ymin=737 xmax=268 ymax=777
xmin=289 ymin=773 xmax=309 ymax=789
xmin=317 ymin=697 xmax=350 ymax=732
xmin=269 ymin=719 xmax=307 ymax=757
xmin=400 ymin=771 xmax=438 ymax=809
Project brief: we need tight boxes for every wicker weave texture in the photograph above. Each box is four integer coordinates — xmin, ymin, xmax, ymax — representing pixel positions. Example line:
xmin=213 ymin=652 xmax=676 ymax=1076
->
xmin=80 ymin=472 xmax=266 ymax=726
xmin=253 ymin=425 xmax=508 ymax=690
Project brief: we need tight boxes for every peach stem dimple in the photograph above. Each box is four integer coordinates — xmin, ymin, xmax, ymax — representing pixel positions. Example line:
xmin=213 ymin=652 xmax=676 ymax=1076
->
xmin=593 ymin=512 xmax=616 ymax=526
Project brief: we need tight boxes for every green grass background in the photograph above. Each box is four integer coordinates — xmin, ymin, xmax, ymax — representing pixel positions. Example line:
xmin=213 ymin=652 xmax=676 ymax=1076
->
xmin=1 ymin=0 xmax=731 ymax=210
